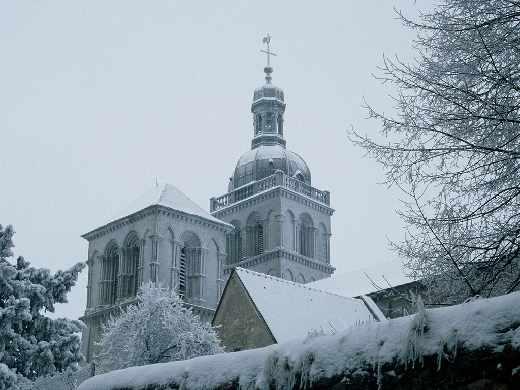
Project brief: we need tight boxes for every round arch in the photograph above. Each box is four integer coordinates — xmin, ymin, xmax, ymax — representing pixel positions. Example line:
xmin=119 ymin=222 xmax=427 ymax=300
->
xmin=120 ymin=231 xmax=141 ymax=300
xmin=101 ymin=240 xmax=119 ymax=305
xmin=178 ymin=231 xmax=202 ymax=300
xmin=298 ymin=213 xmax=315 ymax=258
xmin=284 ymin=268 xmax=294 ymax=282
xmin=227 ymin=220 xmax=243 ymax=265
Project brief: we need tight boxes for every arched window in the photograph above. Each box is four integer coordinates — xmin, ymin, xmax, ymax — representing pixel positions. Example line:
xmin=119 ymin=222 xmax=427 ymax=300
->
xmin=319 ymin=223 xmax=330 ymax=263
xmin=226 ymin=221 xmax=242 ymax=265
xmin=179 ymin=231 xmax=203 ymax=301
xmin=277 ymin=114 xmax=283 ymax=136
xmin=284 ymin=268 xmax=294 ymax=282
xmin=299 ymin=213 xmax=315 ymax=258
xmin=254 ymin=223 xmax=264 ymax=255
xmin=120 ymin=233 xmax=140 ymax=299
xmin=246 ymin=213 xmax=264 ymax=257
xmin=101 ymin=243 xmax=119 ymax=305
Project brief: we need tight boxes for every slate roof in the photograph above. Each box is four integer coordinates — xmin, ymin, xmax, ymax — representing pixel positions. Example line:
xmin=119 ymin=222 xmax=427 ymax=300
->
xmin=234 ymin=267 xmax=382 ymax=343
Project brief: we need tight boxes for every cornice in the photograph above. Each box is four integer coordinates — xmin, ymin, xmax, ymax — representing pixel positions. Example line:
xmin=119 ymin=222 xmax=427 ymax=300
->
xmin=82 ymin=205 xmax=232 ymax=242
xmin=81 ymin=298 xmax=215 ymax=321
xmin=223 ymin=248 xmax=335 ymax=275
xmin=212 ymin=187 xmax=334 ymax=218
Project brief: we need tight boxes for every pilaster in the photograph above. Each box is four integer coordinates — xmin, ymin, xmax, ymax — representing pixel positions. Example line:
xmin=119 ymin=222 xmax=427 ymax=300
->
xmin=149 ymin=234 xmax=161 ymax=285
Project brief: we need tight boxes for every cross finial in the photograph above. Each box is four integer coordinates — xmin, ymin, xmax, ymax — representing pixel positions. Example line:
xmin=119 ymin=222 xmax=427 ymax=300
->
xmin=260 ymin=34 xmax=277 ymax=83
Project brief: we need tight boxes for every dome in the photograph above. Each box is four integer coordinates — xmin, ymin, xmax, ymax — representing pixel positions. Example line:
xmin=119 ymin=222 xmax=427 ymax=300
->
xmin=253 ymin=83 xmax=284 ymax=103
xmin=231 ymin=144 xmax=311 ymax=190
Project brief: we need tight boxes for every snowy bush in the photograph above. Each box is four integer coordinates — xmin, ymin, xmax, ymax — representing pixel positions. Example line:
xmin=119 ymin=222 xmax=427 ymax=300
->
xmin=21 ymin=364 xmax=94 ymax=390
xmin=0 ymin=224 xmax=85 ymax=389
xmin=96 ymin=284 xmax=223 ymax=373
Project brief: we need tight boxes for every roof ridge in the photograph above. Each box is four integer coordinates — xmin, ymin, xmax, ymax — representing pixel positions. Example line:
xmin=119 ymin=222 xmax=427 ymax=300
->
xmin=235 ymin=267 xmax=358 ymax=301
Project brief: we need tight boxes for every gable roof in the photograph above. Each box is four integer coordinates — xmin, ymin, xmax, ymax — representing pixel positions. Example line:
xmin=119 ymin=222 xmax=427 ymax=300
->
xmin=84 ymin=183 xmax=231 ymax=237
xmin=234 ymin=268 xmax=380 ymax=343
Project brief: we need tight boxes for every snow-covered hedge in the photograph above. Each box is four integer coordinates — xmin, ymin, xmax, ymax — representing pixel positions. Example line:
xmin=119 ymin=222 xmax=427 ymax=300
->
xmin=79 ymin=292 xmax=520 ymax=390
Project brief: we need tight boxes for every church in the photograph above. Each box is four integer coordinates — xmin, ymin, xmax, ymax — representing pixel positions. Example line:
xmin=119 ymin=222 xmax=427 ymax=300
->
xmin=80 ymin=37 xmax=335 ymax=361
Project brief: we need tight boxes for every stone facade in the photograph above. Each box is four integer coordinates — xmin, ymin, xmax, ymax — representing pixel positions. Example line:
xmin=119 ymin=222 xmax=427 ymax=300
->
xmin=81 ymin=196 xmax=231 ymax=361
xmin=81 ymin=61 xmax=336 ymax=360
xmin=212 ymin=272 xmax=275 ymax=351
xmin=210 ymin=65 xmax=334 ymax=284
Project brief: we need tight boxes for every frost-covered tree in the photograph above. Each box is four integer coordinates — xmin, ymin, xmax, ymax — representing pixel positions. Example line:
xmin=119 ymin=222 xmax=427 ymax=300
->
xmin=352 ymin=0 xmax=520 ymax=303
xmin=0 ymin=224 xmax=85 ymax=389
xmin=96 ymin=284 xmax=223 ymax=373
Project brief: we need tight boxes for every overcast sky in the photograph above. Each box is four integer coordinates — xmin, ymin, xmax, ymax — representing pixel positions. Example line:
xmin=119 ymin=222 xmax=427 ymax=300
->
xmin=0 ymin=1 xmax=431 ymax=319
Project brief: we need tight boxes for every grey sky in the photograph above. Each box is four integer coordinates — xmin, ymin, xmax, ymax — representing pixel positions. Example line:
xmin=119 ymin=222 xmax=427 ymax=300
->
xmin=1 ymin=1 xmax=427 ymax=320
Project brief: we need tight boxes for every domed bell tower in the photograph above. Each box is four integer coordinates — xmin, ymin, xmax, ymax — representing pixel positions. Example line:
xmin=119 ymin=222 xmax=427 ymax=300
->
xmin=251 ymin=61 xmax=286 ymax=149
xmin=210 ymin=35 xmax=335 ymax=284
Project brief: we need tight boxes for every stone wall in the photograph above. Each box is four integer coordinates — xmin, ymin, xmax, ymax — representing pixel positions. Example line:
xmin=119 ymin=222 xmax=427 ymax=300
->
xmin=212 ymin=273 xmax=275 ymax=351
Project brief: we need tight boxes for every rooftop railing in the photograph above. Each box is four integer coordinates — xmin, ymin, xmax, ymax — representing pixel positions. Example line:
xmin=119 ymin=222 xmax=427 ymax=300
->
xmin=210 ymin=171 xmax=330 ymax=212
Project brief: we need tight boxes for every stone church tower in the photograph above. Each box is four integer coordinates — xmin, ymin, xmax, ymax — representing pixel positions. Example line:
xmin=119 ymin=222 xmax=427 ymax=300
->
xmin=81 ymin=36 xmax=335 ymax=361
xmin=80 ymin=184 xmax=232 ymax=361
xmin=210 ymin=39 xmax=335 ymax=283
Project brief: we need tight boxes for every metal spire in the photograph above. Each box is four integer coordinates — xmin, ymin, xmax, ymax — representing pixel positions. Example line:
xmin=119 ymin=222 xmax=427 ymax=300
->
xmin=261 ymin=34 xmax=277 ymax=83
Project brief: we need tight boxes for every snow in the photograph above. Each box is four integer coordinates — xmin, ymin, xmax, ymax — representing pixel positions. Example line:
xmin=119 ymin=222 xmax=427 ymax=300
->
xmin=78 ymin=291 xmax=520 ymax=390
xmin=308 ymin=261 xmax=413 ymax=297
xmin=84 ymin=183 xmax=231 ymax=235
xmin=96 ymin=285 xmax=222 ymax=373
xmin=359 ymin=295 xmax=387 ymax=321
xmin=235 ymin=268 xmax=378 ymax=342
xmin=236 ymin=144 xmax=308 ymax=170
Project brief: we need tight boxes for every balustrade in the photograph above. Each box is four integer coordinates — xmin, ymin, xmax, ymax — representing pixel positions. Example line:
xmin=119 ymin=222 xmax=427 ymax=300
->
xmin=211 ymin=172 xmax=330 ymax=212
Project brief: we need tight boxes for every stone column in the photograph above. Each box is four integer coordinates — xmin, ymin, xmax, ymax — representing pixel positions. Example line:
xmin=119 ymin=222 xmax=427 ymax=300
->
xmin=312 ymin=227 xmax=318 ymax=259
xmin=98 ymin=255 xmax=106 ymax=305
xmin=149 ymin=235 xmax=161 ymax=285
xmin=326 ymin=233 xmax=332 ymax=263
xmin=86 ymin=256 xmax=93 ymax=308
xmin=138 ymin=239 xmax=146 ymax=287
xmin=198 ymin=247 xmax=208 ymax=303
xmin=169 ymin=240 xmax=181 ymax=291
xmin=274 ymin=214 xmax=284 ymax=249
xmin=295 ymin=222 xmax=300 ymax=254
xmin=242 ymin=228 xmax=249 ymax=258
xmin=117 ymin=247 xmax=125 ymax=300
xmin=217 ymin=250 xmax=226 ymax=300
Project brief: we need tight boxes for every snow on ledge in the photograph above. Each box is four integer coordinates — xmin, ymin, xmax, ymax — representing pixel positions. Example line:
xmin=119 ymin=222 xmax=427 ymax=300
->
xmin=79 ymin=292 xmax=520 ymax=390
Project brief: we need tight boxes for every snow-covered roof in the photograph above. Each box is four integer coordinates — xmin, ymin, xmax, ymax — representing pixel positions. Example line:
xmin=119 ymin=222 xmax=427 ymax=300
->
xmin=78 ymin=291 xmax=520 ymax=390
xmin=84 ymin=183 xmax=231 ymax=236
xmin=308 ymin=261 xmax=413 ymax=297
xmin=235 ymin=268 xmax=378 ymax=343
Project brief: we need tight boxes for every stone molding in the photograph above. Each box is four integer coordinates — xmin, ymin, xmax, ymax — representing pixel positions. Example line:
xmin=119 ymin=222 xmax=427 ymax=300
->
xmin=212 ymin=187 xmax=334 ymax=219
xmin=223 ymin=248 xmax=335 ymax=275
xmin=82 ymin=205 xmax=232 ymax=241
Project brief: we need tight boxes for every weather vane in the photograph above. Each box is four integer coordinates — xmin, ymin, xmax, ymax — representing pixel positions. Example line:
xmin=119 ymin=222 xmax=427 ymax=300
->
xmin=261 ymin=34 xmax=277 ymax=67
